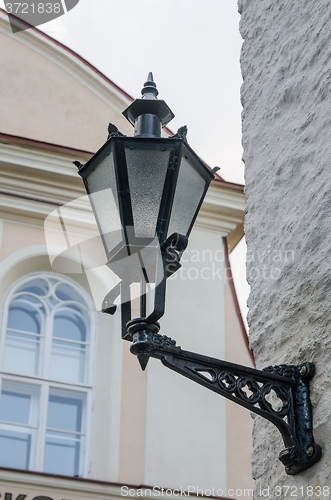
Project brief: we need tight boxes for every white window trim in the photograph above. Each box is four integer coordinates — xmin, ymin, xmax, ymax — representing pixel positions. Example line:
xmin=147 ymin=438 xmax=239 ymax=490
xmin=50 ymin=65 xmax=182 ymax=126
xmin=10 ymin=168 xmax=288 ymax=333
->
xmin=0 ymin=272 xmax=98 ymax=478
xmin=0 ymin=378 xmax=40 ymax=471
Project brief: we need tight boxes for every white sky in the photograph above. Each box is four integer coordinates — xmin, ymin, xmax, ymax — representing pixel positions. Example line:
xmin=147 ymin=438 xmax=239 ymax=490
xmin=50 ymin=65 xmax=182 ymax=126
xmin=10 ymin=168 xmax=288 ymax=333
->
xmin=0 ymin=0 xmax=250 ymax=328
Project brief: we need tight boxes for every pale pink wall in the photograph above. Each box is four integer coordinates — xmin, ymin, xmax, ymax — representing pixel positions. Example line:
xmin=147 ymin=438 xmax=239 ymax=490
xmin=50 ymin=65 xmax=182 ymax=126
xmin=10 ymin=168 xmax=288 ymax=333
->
xmin=0 ymin=34 xmax=133 ymax=151
xmin=0 ymin=221 xmax=45 ymax=262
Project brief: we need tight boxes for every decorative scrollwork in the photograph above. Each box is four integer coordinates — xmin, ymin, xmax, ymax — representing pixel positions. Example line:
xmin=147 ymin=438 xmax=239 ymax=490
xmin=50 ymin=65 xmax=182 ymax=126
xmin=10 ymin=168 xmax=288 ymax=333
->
xmin=152 ymin=333 xmax=178 ymax=349
xmin=237 ymin=378 xmax=261 ymax=404
xmin=263 ymin=364 xmax=296 ymax=379
xmin=136 ymin=338 xmax=322 ymax=475
xmin=161 ymin=233 xmax=189 ymax=279
xmin=196 ymin=369 xmax=217 ymax=383
xmin=210 ymin=368 xmax=290 ymax=415
xmin=218 ymin=372 xmax=237 ymax=392
xmin=260 ymin=383 xmax=291 ymax=417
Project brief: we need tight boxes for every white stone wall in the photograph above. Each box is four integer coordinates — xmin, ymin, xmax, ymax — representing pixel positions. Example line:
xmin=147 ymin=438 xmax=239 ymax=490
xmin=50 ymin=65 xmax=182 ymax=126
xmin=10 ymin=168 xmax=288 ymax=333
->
xmin=239 ymin=0 xmax=331 ymax=497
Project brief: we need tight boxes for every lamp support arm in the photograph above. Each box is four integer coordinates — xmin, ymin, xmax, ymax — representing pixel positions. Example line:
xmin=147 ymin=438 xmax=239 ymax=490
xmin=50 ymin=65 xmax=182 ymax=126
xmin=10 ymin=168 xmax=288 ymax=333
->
xmin=130 ymin=331 xmax=322 ymax=476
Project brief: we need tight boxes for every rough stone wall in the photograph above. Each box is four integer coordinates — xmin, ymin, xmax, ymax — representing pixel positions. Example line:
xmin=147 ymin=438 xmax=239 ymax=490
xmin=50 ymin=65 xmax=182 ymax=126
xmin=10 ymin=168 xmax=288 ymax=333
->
xmin=239 ymin=0 xmax=331 ymax=497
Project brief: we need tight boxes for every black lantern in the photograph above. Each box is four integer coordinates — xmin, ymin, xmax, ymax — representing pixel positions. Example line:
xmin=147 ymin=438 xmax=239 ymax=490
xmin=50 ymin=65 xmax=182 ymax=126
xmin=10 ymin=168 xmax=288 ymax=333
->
xmin=78 ymin=73 xmax=214 ymax=263
xmin=76 ymin=73 xmax=217 ymax=352
xmin=75 ymin=74 xmax=322 ymax=475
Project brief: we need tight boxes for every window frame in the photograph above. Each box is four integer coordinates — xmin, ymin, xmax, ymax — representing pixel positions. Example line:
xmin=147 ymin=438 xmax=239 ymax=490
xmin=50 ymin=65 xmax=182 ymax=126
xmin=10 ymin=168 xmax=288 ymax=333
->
xmin=0 ymin=379 xmax=40 ymax=471
xmin=0 ymin=272 xmax=97 ymax=478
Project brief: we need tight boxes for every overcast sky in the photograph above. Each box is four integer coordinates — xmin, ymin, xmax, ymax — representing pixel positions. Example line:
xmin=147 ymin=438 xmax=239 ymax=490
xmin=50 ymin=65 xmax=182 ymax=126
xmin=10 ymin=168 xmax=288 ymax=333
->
xmin=0 ymin=0 xmax=250 ymax=327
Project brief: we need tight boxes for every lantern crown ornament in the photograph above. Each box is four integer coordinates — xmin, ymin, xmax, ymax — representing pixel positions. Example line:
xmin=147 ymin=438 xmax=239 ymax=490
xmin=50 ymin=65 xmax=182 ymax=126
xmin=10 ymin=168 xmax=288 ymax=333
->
xmin=75 ymin=74 xmax=322 ymax=475
xmin=123 ymin=72 xmax=174 ymax=137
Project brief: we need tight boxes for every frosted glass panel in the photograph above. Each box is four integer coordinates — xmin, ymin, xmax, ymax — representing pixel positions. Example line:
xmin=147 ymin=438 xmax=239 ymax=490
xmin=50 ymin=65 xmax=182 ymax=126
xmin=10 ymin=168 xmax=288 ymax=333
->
xmin=86 ymin=152 xmax=122 ymax=255
xmin=126 ymin=148 xmax=170 ymax=238
xmin=0 ymin=430 xmax=31 ymax=469
xmin=168 ymin=156 xmax=207 ymax=237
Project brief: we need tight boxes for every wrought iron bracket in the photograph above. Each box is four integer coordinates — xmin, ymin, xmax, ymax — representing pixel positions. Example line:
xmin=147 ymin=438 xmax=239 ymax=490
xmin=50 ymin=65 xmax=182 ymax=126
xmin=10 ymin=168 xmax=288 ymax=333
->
xmin=130 ymin=330 xmax=322 ymax=475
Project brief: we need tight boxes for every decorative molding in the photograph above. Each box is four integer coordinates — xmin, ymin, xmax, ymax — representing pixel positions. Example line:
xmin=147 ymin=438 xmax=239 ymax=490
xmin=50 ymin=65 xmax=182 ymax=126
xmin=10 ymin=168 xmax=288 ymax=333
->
xmin=195 ymin=212 xmax=241 ymax=235
xmin=0 ymin=140 xmax=86 ymax=179
xmin=204 ymin=184 xmax=245 ymax=213
xmin=0 ymin=139 xmax=244 ymax=240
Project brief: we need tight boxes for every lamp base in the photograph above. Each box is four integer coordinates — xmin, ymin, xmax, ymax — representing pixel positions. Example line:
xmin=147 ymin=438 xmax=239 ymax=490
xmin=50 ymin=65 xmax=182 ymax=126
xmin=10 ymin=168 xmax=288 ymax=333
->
xmin=128 ymin=319 xmax=160 ymax=370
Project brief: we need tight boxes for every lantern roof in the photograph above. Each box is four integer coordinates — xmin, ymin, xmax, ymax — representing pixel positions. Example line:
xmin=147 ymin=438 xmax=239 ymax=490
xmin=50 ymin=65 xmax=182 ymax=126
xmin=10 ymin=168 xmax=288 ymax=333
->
xmin=122 ymin=73 xmax=175 ymax=129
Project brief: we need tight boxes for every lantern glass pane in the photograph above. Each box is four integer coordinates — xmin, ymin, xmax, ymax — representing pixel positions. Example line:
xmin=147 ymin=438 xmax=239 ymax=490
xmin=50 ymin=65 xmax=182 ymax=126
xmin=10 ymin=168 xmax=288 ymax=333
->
xmin=85 ymin=152 xmax=122 ymax=256
xmin=125 ymin=148 xmax=170 ymax=238
xmin=168 ymin=156 xmax=207 ymax=237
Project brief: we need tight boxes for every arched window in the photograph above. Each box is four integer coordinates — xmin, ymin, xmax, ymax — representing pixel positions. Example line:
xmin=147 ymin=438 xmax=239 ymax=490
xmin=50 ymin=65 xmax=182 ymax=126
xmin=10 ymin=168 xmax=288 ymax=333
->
xmin=0 ymin=273 xmax=96 ymax=477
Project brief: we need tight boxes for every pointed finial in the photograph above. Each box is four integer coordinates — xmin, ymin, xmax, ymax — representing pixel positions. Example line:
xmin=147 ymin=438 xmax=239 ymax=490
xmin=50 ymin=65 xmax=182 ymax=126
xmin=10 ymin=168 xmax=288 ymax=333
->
xmin=137 ymin=352 xmax=150 ymax=371
xmin=123 ymin=72 xmax=174 ymax=134
xmin=141 ymin=72 xmax=159 ymax=99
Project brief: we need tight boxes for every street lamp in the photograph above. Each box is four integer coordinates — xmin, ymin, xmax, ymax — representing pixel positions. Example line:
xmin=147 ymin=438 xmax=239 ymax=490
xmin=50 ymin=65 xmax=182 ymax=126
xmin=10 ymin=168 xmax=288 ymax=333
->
xmin=75 ymin=73 xmax=217 ymax=346
xmin=75 ymin=74 xmax=321 ymax=476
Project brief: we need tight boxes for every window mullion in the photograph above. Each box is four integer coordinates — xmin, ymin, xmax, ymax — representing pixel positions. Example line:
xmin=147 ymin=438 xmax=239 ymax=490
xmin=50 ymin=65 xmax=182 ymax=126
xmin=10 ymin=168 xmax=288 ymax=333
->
xmin=35 ymin=381 xmax=48 ymax=472
xmin=43 ymin=312 xmax=53 ymax=380
xmin=84 ymin=388 xmax=92 ymax=477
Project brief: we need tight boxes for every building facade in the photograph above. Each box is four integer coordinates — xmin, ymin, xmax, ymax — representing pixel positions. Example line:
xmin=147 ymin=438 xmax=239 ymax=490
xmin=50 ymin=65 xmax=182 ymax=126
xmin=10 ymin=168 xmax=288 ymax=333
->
xmin=0 ymin=10 xmax=253 ymax=500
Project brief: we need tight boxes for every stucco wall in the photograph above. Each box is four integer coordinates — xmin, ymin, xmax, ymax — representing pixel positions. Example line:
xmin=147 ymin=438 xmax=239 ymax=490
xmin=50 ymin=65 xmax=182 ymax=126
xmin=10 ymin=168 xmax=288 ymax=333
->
xmin=224 ymin=273 xmax=254 ymax=497
xmin=239 ymin=0 xmax=331 ymax=496
xmin=0 ymin=30 xmax=133 ymax=152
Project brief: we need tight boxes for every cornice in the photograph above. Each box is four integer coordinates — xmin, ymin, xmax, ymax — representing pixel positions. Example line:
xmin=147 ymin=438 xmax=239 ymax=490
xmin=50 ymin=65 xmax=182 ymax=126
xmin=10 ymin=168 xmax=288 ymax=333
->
xmin=0 ymin=138 xmax=88 ymax=179
xmin=197 ymin=184 xmax=245 ymax=239
xmin=204 ymin=184 xmax=245 ymax=213
xmin=0 ymin=140 xmax=245 ymax=241
xmin=196 ymin=211 xmax=242 ymax=236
